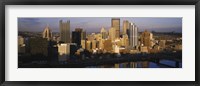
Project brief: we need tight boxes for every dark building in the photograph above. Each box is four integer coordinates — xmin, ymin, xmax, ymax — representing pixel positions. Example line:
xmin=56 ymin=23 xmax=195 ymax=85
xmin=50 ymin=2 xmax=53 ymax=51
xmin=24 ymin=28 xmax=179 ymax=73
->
xmin=72 ymin=28 xmax=86 ymax=47
xmin=29 ymin=37 xmax=48 ymax=56
xmin=60 ymin=20 xmax=70 ymax=43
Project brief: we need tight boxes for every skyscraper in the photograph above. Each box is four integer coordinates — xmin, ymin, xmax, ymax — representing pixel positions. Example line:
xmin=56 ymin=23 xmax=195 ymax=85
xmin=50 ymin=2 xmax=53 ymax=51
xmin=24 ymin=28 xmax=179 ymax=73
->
xmin=123 ymin=20 xmax=129 ymax=34
xmin=72 ymin=28 xmax=86 ymax=47
xmin=111 ymin=18 xmax=120 ymax=38
xmin=81 ymin=30 xmax=86 ymax=40
xmin=128 ymin=23 xmax=138 ymax=48
xmin=60 ymin=20 xmax=70 ymax=43
xmin=109 ymin=27 xmax=116 ymax=41
xmin=42 ymin=24 xmax=52 ymax=40
xmin=134 ymin=26 xmax=138 ymax=47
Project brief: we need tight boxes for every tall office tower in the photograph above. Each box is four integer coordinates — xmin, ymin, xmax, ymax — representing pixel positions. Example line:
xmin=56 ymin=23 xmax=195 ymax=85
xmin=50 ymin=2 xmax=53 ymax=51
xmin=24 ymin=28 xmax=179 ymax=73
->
xmin=100 ymin=27 xmax=108 ymax=39
xmin=81 ymin=30 xmax=86 ymax=40
xmin=109 ymin=27 xmax=116 ymax=41
xmin=134 ymin=26 xmax=138 ymax=47
xmin=42 ymin=25 xmax=52 ymax=40
xmin=141 ymin=30 xmax=152 ymax=48
xmin=72 ymin=28 xmax=82 ymax=46
xmin=111 ymin=18 xmax=120 ymax=38
xmin=72 ymin=28 xmax=86 ymax=47
xmin=60 ymin=20 xmax=70 ymax=43
xmin=123 ymin=20 xmax=129 ymax=34
xmin=128 ymin=23 xmax=138 ymax=48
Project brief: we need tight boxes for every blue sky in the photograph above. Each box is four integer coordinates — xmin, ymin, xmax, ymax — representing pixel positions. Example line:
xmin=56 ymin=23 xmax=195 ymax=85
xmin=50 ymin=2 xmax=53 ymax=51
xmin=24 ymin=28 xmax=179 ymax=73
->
xmin=18 ymin=17 xmax=182 ymax=33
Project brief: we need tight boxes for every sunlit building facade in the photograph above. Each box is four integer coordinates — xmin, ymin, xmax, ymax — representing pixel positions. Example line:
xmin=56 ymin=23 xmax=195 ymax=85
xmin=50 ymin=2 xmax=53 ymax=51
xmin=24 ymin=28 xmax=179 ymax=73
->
xmin=42 ymin=25 xmax=52 ymax=40
xmin=111 ymin=18 xmax=120 ymax=38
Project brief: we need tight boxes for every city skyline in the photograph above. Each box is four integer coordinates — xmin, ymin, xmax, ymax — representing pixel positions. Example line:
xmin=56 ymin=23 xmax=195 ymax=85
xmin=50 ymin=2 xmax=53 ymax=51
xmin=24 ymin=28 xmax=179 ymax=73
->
xmin=18 ymin=17 xmax=182 ymax=33
xmin=18 ymin=17 xmax=182 ymax=68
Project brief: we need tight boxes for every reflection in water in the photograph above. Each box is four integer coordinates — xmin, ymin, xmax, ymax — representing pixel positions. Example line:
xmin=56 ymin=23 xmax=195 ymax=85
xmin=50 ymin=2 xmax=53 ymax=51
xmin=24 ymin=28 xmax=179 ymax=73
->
xmin=86 ymin=60 xmax=181 ymax=68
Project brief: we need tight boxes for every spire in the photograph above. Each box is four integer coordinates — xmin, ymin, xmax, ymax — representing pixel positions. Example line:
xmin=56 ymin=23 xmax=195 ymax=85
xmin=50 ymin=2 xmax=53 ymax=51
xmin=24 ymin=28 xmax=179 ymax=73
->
xmin=100 ymin=27 xmax=106 ymax=33
xmin=43 ymin=24 xmax=52 ymax=40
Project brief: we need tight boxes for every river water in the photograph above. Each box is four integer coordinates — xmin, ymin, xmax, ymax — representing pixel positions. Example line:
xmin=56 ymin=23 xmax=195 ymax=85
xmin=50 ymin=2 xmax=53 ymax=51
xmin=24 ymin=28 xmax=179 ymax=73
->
xmin=86 ymin=60 xmax=182 ymax=68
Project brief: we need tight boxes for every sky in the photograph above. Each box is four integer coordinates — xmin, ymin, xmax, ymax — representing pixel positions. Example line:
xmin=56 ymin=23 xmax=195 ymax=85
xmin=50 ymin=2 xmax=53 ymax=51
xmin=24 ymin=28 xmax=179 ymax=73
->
xmin=18 ymin=17 xmax=182 ymax=33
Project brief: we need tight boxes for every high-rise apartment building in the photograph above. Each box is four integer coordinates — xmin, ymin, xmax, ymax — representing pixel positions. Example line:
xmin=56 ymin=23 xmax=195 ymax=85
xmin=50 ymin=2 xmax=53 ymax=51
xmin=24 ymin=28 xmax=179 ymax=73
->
xmin=60 ymin=20 xmax=70 ymax=43
xmin=111 ymin=18 xmax=120 ymax=38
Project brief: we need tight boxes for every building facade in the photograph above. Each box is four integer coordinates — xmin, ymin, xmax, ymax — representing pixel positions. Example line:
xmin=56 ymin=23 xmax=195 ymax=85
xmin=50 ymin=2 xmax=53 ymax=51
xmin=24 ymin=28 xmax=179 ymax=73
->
xmin=60 ymin=20 xmax=70 ymax=43
xmin=128 ymin=23 xmax=138 ymax=48
xmin=72 ymin=28 xmax=86 ymax=47
xmin=123 ymin=20 xmax=129 ymax=34
xmin=141 ymin=30 xmax=152 ymax=48
xmin=100 ymin=27 xmax=108 ymax=39
xmin=109 ymin=27 xmax=116 ymax=41
xmin=111 ymin=18 xmax=120 ymax=38
xmin=57 ymin=43 xmax=70 ymax=62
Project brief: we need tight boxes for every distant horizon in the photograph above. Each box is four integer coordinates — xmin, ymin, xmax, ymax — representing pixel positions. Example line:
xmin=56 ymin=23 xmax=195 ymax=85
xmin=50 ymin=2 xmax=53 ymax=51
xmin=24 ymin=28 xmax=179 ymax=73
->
xmin=18 ymin=17 xmax=182 ymax=33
